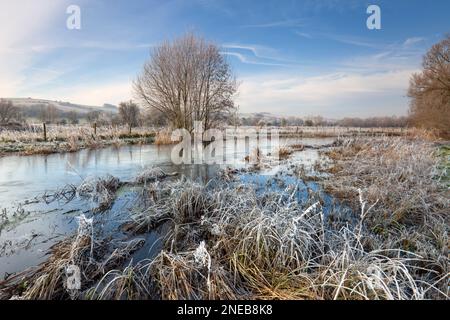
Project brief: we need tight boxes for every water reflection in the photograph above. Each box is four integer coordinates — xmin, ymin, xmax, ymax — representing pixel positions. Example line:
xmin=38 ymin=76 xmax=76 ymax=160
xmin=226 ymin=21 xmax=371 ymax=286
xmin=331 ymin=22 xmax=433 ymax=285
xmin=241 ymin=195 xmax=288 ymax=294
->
xmin=0 ymin=138 xmax=334 ymax=208
xmin=0 ymin=137 xmax=335 ymax=279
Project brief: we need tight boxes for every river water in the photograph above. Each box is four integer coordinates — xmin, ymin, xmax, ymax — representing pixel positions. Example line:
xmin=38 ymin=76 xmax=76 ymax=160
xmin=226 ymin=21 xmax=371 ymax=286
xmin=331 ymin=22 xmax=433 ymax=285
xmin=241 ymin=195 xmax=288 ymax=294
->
xmin=0 ymin=137 xmax=334 ymax=279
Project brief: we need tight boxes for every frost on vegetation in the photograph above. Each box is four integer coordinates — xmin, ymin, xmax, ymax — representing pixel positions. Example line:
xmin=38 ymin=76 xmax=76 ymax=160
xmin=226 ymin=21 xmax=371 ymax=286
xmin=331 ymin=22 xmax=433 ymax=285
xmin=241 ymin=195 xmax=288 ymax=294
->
xmin=76 ymin=175 xmax=120 ymax=209
xmin=133 ymin=167 xmax=168 ymax=184
xmin=193 ymin=241 xmax=212 ymax=292
xmin=2 ymin=138 xmax=448 ymax=300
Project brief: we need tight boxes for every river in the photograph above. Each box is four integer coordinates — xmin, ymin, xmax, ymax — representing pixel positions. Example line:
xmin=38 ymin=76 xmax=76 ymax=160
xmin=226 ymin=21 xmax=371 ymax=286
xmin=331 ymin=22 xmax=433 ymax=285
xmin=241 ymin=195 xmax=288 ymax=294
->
xmin=0 ymin=137 xmax=334 ymax=279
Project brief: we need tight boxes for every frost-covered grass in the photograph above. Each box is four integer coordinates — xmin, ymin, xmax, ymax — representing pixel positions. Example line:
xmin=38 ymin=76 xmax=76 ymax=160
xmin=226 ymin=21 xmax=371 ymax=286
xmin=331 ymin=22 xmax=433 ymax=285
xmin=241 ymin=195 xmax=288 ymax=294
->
xmin=76 ymin=175 xmax=122 ymax=211
xmin=438 ymin=145 xmax=450 ymax=188
xmin=0 ymin=214 xmax=145 ymax=300
xmin=0 ymin=125 xmax=156 ymax=143
xmin=323 ymin=137 xmax=448 ymax=227
xmin=87 ymin=175 xmax=447 ymax=300
xmin=1 ymin=136 xmax=447 ymax=300
xmin=0 ymin=125 xmax=156 ymax=156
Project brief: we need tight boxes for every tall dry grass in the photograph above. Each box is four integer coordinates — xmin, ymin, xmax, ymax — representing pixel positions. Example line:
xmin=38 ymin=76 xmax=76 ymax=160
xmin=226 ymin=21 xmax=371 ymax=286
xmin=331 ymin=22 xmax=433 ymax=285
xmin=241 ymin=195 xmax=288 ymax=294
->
xmin=0 ymin=214 xmax=145 ymax=300
xmin=154 ymin=128 xmax=176 ymax=145
xmin=0 ymin=125 xmax=157 ymax=156
xmin=323 ymin=137 xmax=448 ymax=227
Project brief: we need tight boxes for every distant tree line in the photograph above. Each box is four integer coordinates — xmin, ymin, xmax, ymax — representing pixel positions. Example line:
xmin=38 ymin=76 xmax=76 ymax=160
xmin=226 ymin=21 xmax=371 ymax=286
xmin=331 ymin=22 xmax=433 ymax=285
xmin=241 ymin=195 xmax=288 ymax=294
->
xmin=337 ymin=116 xmax=408 ymax=128
xmin=0 ymin=100 xmax=142 ymax=127
xmin=1 ymin=98 xmax=410 ymax=129
xmin=0 ymin=99 xmax=20 ymax=124
xmin=240 ymin=115 xmax=304 ymax=127
xmin=234 ymin=114 xmax=408 ymax=128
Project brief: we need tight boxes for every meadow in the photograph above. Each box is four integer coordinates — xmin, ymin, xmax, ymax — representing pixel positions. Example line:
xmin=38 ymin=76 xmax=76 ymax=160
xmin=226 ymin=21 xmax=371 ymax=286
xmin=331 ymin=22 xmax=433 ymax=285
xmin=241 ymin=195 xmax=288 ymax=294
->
xmin=0 ymin=124 xmax=157 ymax=156
xmin=0 ymin=124 xmax=412 ymax=156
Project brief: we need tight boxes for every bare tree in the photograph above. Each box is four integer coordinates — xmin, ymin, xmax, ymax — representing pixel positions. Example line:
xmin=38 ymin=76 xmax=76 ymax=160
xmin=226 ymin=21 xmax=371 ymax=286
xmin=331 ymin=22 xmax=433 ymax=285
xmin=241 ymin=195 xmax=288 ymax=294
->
xmin=47 ymin=105 xmax=58 ymax=123
xmin=134 ymin=33 xmax=237 ymax=132
xmin=38 ymin=105 xmax=59 ymax=123
xmin=304 ymin=120 xmax=314 ymax=127
xmin=118 ymin=100 xmax=140 ymax=134
xmin=0 ymin=99 xmax=19 ymax=124
xmin=86 ymin=111 xmax=101 ymax=124
xmin=67 ymin=111 xmax=79 ymax=124
xmin=408 ymin=35 xmax=450 ymax=137
xmin=143 ymin=108 xmax=167 ymax=127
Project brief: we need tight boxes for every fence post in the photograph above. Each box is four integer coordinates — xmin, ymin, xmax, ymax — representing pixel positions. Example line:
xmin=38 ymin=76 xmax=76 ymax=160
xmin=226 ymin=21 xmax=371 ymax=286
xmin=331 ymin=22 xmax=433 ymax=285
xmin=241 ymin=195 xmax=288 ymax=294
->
xmin=94 ymin=122 xmax=97 ymax=136
xmin=43 ymin=123 xmax=47 ymax=142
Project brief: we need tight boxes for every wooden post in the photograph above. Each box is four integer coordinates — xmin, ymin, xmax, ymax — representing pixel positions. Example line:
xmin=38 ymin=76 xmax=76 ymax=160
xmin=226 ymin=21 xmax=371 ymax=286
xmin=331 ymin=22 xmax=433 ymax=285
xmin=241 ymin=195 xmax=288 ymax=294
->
xmin=43 ymin=123 xmax=47 ymax=142
xmin=94 ymin=122 xmax=97 ymax=136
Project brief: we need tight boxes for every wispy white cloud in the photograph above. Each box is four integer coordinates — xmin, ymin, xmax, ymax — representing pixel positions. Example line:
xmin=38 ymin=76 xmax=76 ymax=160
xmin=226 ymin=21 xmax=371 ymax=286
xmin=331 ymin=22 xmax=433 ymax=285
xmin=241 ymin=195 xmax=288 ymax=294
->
xmin=323 ymin=33 xmax=381 ymax=48
xmin=293 ymin=30 xmax=387 ymax=48
xmin=29 ymin=80 xmax=133 ymax=106
xmin=233 ymin=33 xmax=427 ymax=117
xmin=220 ymin=52 xmax=288 ymax=67
xmin=403 ymin=37 xmax=425 ymax=47
xmin=338 ymin=36 xmax=426 ymax=74
xmin=0 ymin=0 xmax=70 ymax=96
xmin=30 ymin=41 xmax=154 ymax=53
xmin=295 ymin=31 xmax=312 ymax=39
xmin=221 ymin=43 xmax=299 ymax=66
xmin=241 ymin=19 xmax=304 ymax=28
xmin=236 ymin=69 xmax=417 ymax=118
xmin=340 ymin=52 xmax=421 ymax=73
xmin=222 ymin=44 xmax=269 ymax=58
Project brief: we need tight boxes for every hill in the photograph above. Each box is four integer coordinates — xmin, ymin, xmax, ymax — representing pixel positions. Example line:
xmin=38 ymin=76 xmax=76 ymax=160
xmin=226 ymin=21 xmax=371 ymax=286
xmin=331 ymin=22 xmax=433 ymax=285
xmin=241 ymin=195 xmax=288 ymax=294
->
xmin=7 ymin=98 xmax=118 ymax=115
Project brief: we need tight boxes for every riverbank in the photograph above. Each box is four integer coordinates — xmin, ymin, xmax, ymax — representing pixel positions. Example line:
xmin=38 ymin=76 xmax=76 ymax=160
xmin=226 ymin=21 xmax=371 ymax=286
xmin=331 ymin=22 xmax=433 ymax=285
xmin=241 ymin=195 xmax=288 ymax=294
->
xmin=0 ymin=125 xmax=156 ymax=157
xmin=0 ymin=136 xmax=155 ymax=157
xmin=0 ymin=125 xmax=415 ymax=157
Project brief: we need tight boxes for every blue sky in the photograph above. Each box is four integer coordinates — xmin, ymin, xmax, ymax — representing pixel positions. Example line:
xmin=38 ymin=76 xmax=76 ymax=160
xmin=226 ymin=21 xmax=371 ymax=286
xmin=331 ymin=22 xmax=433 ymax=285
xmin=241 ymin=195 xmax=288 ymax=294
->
xmin=1 ymin=0 xmax=449 ymax=118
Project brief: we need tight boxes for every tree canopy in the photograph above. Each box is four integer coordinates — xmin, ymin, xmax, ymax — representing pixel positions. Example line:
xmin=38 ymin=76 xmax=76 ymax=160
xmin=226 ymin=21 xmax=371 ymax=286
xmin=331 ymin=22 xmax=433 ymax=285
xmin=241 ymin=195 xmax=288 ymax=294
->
xmin=134 ymin=33 xmax=237 ymax=132
xmin=408 ymin=35 xmax=450 ymax=137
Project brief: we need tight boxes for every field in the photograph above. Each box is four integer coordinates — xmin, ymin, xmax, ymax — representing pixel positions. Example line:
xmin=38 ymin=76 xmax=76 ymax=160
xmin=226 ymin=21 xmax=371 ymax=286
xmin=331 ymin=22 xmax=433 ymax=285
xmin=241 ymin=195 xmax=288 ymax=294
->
xmin=0 ymin=130 xmax=448 ymax=300
xmin=0 ymin=124 xmax=413 ymax=157
xmin=0 ymin=124 xmax=157 ymax=156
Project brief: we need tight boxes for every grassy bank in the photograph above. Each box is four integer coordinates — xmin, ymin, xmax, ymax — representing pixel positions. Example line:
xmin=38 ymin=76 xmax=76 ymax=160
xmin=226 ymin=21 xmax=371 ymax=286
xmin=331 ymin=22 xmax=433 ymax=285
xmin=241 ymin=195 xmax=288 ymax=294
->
xmin=0 ymin=125 xmax=416 ymax=157
xmin=438 ymin=145 xmax=450 ymax=188
xmin=275 ymin=126 xmax=409 ymax=138
xmin=0 ymin=125 xmax=156 ymax=157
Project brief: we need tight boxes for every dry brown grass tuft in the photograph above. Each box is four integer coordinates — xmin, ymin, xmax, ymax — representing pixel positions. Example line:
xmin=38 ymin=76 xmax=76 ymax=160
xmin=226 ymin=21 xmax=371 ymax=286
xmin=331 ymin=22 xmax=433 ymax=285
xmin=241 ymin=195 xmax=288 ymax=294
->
xmin=274 ymin=146 xmax=294 ymax=159
xmin=154 ymin=129 xmax=175 ymax=145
